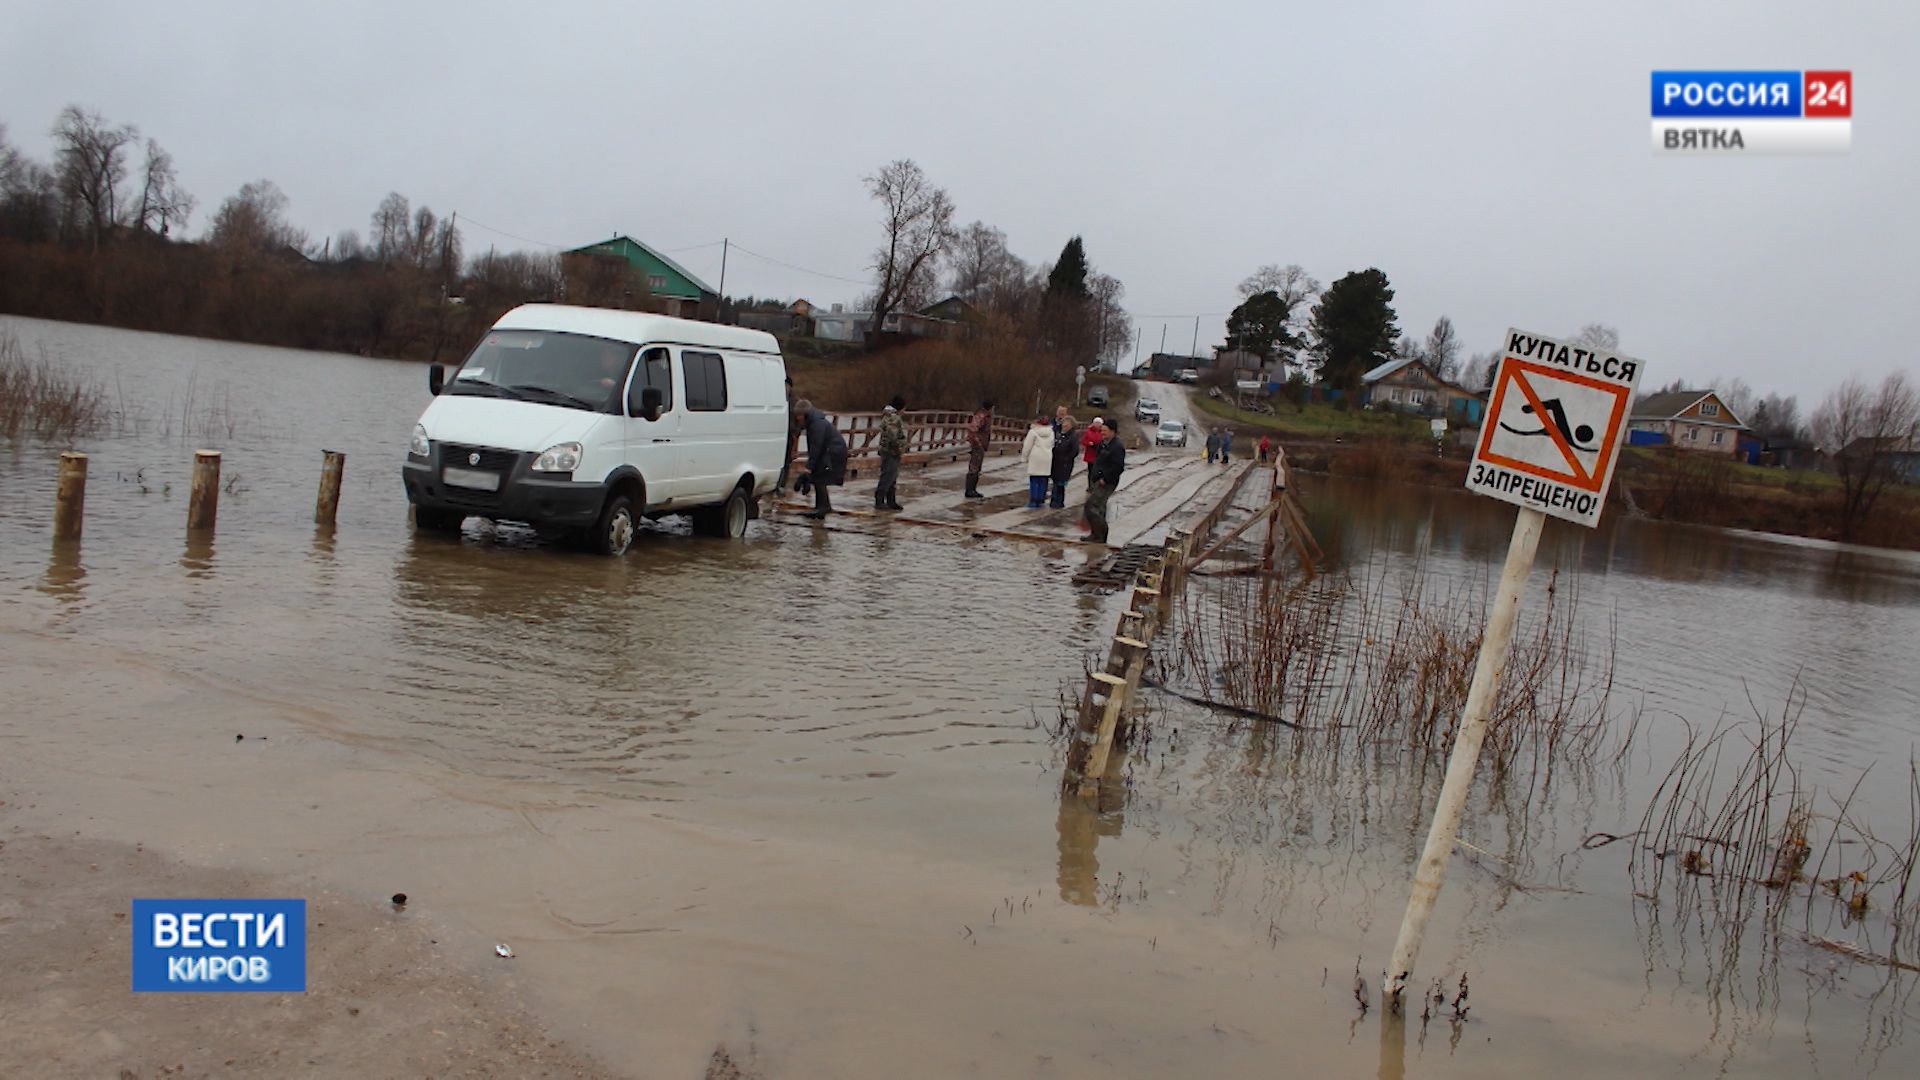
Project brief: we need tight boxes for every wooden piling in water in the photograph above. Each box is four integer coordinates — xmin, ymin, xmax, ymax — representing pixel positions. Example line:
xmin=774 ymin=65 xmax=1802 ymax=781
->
xmin=188 ymin=450 xmax=220 ymax=531
xmin=1080 ymin=636 xmax=1149 ymax=792
xmin=314 ymin=450 xmax=345 ymax=526
xmin=54 ymin=451 xmax=87 ymax=541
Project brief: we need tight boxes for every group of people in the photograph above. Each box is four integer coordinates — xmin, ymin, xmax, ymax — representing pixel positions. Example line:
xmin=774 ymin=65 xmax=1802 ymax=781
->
xmin=779 ymin=389 xmax=1131 ymax=543
xmin=1014 ymin=406 xmax=1127 ymax=542
xmin=1203 ymin=428 xmax=1274 ymax=465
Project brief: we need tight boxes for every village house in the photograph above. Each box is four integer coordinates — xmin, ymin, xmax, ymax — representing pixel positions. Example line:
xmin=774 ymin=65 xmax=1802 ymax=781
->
xmin=736 ymin=298 xmax=817 ymax=337
xmin=1627 ymin=389 xmax=1746 ymax=456
xmin=564 ymin=235 xmax=718 ymax=319
xmin=1839 ymin=434 xmax=1920 ymax=484
xmin=1360 ymin=357 xmax=1484 ymax=426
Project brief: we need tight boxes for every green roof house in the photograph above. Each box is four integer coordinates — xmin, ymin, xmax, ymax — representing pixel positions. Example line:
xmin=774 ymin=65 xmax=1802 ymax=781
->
xmin=566 ymin=234 xmax=718 ymax=319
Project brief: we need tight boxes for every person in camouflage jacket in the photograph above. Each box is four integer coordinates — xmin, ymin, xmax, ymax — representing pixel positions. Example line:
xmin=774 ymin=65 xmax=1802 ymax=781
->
xmin=873 ymin=395 xmax=908 ymax=511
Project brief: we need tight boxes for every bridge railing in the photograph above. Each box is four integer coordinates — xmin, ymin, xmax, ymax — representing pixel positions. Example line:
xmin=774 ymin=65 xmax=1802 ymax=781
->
xmin=794 ymin=410 xmax=1031 ymax=472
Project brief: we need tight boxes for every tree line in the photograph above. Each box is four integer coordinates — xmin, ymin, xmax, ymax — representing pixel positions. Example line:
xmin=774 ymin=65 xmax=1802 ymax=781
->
xmin=0 ymin=105 xmax=709 ymax=362
xmin=860 ymin=158 xmax=1131 ymax=371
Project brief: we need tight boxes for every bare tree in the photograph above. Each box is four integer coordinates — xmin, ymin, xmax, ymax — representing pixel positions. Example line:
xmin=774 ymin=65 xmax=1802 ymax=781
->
xmin=1811 ymin=372 xmax=1920 ymax=541
xmin=947 ymin=220 xmax=1009 ymax=305
xmin=332 ymin=229 xmax=365 ymax=261
xmin=208 ymin=179 xmax=304 ymax=255
xmin=371 ymin=192 xmax=410 ymax=265
xmin=1424 ymin=316 xmax=1461 ymax=382
xmin=50 ymin=105 xmax=139 ymax=249
xmin=1462 ymin=351 xmax=1499 ymax=392
xmin=1089 ymin=272 xmax=1131 ymax=368
xmin=131 ymin=139 xmax=194 ymax=237
xmin=1752 ymin=392 xmax=1803 ymax=443
xmin=865 ymin=159 xmax=956 ymax=340
xmin=1702 ymin=375 xmax=1756 ymax=425
xmin=1238 ymin=263 xmax=1320 ymax=307
xmin=1573 ymin=323 xmax=1620 ymax=352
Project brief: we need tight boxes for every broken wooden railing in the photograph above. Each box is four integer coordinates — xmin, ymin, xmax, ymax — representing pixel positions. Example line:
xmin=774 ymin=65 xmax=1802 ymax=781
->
xmin=1062 ymin=451 xmax=1322 ymax=799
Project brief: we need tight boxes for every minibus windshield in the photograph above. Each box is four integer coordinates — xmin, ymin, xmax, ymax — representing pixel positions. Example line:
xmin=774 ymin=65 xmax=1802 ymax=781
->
xmin=448 ymin=330 xmax=635 ymax=412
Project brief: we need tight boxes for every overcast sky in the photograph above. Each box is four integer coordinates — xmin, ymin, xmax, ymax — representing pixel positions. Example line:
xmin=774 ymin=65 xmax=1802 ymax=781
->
xmin=2 ymin=1 xmax=1911 ymax=404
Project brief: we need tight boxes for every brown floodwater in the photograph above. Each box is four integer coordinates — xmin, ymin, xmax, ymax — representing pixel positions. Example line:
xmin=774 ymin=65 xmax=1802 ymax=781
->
xmin=3 ymin=315 xmax=1918 ymax=1077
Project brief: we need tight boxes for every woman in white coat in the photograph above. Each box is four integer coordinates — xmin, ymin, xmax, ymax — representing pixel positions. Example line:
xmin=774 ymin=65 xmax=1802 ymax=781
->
xmin=1020 ymin=415 xmax=1054 ymax=508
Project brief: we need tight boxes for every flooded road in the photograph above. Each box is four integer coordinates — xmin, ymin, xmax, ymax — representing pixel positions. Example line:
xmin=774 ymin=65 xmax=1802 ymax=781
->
xmin=3 ymin=316 xmax=1918 ymax=1077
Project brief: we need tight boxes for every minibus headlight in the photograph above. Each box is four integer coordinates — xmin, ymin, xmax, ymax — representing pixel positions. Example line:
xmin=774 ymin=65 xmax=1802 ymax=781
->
xmin=532 ymin=442 xmax=582 ymax=473
xmin=409 ymin=424 xmax=430 ymax=458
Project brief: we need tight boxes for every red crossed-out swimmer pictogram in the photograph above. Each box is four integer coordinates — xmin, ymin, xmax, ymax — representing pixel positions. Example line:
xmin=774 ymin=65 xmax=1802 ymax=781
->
xmin=1475 ymin=360 xmax=1631 ymax=494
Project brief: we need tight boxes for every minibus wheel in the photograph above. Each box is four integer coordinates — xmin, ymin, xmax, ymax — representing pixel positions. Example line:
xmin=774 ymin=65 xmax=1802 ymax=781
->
xmin=692 ymin=483 xmax=752 ymax=539
xmin=590 ymin=493 xmax=636 ymax=556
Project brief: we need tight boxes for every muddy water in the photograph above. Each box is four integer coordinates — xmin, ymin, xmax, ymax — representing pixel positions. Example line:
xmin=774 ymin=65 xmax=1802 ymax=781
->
xmin=3 ymin=316 xmax=1918 ymax=1077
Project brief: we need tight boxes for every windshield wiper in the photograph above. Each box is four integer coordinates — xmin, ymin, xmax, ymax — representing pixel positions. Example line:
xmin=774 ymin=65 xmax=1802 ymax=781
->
xmin=507 ymin=384 xmax=600 ymax=411
xmin=447 ymin=376 xmax=524 ymax=400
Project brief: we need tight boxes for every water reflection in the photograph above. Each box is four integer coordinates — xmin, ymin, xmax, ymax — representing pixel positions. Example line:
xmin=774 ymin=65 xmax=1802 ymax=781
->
xmin=39 ymin=541 xmax=87 ymax=607
xmin=1054 ymin=790 xmax=1128 ymax=907
xmin=180 ymin=532 xmax=216 ymax=578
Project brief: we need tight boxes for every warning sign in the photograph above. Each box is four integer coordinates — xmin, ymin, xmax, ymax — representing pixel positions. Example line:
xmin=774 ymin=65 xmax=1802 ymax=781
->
xmin=1466 ymin=328 xmax=1645 ymax=528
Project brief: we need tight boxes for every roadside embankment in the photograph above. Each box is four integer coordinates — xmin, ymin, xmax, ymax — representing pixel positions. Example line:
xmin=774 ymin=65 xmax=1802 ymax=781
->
xmin=1186 ymin=391 xmax=1920 ymax=551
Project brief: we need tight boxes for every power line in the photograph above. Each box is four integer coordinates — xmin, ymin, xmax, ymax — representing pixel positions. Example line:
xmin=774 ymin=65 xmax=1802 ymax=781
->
xmin=453 ymin=213 xmax=568 ymax=250
xmin=727 ymin=243 xmax=869 ymax=286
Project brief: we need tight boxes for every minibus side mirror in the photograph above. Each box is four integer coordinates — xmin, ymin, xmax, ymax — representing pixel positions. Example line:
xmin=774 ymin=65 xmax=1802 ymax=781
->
xmin=428 ymin=365 xmax=446 ymax=396
xmin=639 ymin=386 xmax=664 ymax=421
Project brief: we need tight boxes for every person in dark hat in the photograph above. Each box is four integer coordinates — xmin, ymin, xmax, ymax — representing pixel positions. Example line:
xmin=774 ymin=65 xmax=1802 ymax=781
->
xmin=964 ymin=399 xmax=995 ymax=498
xmin=793 ymin=398 xmax=847 ymax=519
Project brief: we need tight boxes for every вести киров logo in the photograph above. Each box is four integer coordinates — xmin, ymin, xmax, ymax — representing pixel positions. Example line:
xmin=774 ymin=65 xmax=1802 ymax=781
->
xmin=131 ymin=898 xmax=307 ymax=992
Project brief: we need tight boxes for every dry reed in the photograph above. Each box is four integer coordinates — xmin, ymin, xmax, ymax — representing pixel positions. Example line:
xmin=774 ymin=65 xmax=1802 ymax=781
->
xmin=0 ymin=329 xmax=111 ymax=442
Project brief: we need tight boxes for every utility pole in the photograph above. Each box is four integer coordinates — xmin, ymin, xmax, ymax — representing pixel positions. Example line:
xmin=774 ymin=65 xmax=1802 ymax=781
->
xmin=1133 ymin=327 xmax=1142 ymax=372
xmin=717 ymin=238 xmax=729 ymax=322
xmin=1191 ymin=315 xmax=1199 ymax=358
xmin=1159 ymin=324 xmax=1167 ymax=354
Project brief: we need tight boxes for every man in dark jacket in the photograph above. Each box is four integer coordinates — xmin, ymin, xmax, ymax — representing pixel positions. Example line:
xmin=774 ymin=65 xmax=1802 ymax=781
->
xmin=1049 ymin=414 xmax=1079 ymax=509
xmin=1084 ymin=419 xmax=1126 ymax=544
xmin=963 ymin=399 xmax=994 ymax=498
xmin=794 ymin=399 xmax=847 ymax=520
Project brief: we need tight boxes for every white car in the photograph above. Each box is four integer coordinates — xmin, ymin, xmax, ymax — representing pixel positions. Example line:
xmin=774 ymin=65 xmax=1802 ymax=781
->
xmin=1177 ymin=368 xmax=1200 ymax=384
xmin=404 ymin=305 xmax=787 ymax=554
xmin=1155 ymin=421 xmax=1188 ymax=447
xmin=1136 ymin=398 xmax=1161 ymax=422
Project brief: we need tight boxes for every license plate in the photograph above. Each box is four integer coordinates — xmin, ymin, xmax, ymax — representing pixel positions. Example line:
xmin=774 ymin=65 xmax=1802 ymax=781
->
xmin=442 ymin=466 xmax=500 ymax=492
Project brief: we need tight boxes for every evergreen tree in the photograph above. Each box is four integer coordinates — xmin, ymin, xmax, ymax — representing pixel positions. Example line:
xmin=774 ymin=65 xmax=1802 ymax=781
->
xmin=1308 ymin=268 xmax=1399 ymax=391
xmin=1224 ymin=290 xmax=1298 ymax=364
xmin=1046 ymin=236 xmax=1089 ymax=298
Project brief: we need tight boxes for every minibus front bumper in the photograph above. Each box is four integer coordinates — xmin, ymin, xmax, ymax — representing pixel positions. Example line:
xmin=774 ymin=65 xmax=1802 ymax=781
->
xmin=402 ymin=444 xmax=606 ymax=528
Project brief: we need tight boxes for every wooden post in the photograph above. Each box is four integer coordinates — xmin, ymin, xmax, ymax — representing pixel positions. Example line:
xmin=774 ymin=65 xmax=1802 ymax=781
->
xmin=53 ymin=451 xmax=87 ymax=541
xmin=1385 ymin=507 xmax=1545 ymax=1001
xmin=188 ymin=450 xmax=220 ymax=531
xmin=314 ymin=450 xmax=345 ymax=526
xmin=1130 ymin=584 xmax=1161 ymax=637
xmin=1081 ymin=636 xmax=1149 ymax=792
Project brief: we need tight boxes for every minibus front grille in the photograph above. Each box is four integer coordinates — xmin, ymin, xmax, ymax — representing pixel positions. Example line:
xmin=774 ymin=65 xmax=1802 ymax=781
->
xmin=438 ymin=444 xmax=520 ymax=473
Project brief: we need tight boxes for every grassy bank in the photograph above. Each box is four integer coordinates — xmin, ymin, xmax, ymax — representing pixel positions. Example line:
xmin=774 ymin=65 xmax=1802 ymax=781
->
xmin=1189 ymin=390 xmax=1920 ymax=552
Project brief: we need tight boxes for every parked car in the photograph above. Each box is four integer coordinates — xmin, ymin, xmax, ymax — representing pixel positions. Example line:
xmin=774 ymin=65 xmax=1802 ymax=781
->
xmin=404 ymin=304 xmax=786 ymax=555
xmin=1155 ymin=420 xmax=1188 ymax=447
xmin=1087 ymin=384 xmax=1110 ymax=407
xmin=1136 ymin=398 xmax=1161 ymax=422
xmin=1177 ymin=368 xmax=1200 ymax=384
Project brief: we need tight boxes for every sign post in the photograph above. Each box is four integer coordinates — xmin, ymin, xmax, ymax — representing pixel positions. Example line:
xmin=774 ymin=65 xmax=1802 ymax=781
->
xmin=1384 ymin=328 xmax=1643 ymax=1005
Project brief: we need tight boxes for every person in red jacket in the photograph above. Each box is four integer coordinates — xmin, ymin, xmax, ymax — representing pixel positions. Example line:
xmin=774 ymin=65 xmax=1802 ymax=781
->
xmin=1077 ymin=418 xmax=1105 ymax=532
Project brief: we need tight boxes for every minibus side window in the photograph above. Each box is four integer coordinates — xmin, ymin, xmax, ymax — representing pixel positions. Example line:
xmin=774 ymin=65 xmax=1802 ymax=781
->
xmin=683 ymin=350 xmax=729 ymax=412
xmin=628 ymin=347 xmax=673 ymax=416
